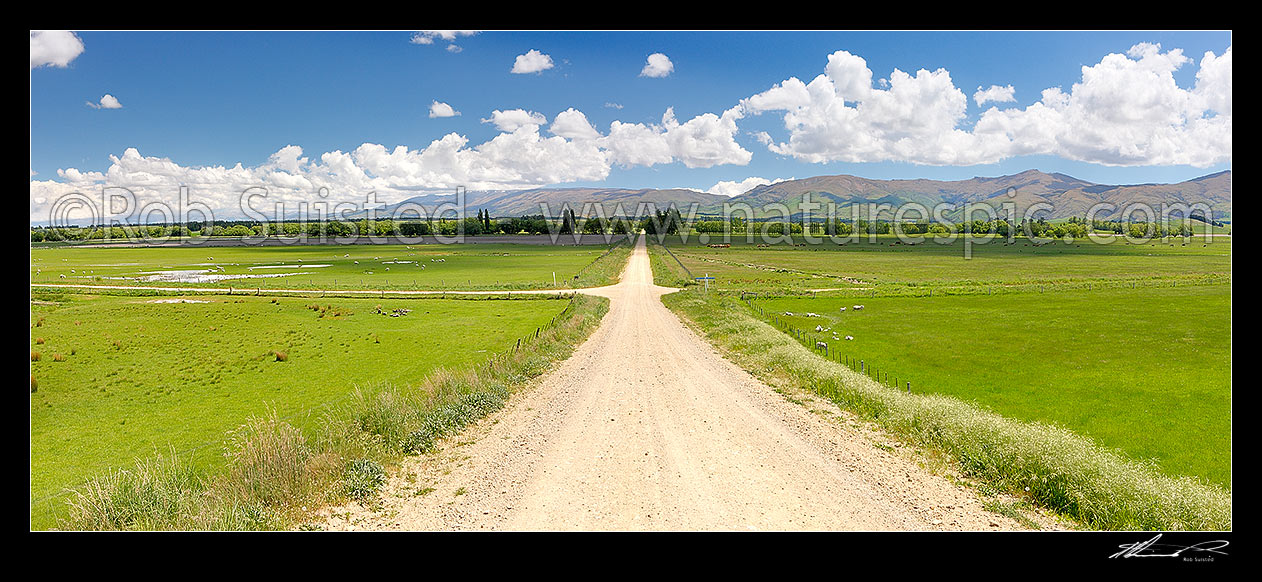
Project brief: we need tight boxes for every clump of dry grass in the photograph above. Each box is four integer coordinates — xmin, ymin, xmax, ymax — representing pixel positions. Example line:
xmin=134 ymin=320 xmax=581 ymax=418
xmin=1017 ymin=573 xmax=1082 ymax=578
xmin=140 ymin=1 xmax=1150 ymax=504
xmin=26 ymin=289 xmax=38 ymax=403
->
xmin=35 ymin=337 xmax=45 ymax=345
xmin=274 ymin=351 xmax=288 ymax=362
xmin=219 ymin=412 xmax=319 ymax=508
xmin=52 ymin=353 xmax=66 ymax=362
xmin=31 ymin=351 xmax=41 ymax=362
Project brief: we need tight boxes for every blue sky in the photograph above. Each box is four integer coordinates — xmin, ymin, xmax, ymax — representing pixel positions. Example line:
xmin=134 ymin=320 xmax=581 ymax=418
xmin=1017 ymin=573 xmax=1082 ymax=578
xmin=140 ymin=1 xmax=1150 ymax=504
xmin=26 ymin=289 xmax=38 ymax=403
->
xmin=30 ymin=30 xmax=1232 ymax=209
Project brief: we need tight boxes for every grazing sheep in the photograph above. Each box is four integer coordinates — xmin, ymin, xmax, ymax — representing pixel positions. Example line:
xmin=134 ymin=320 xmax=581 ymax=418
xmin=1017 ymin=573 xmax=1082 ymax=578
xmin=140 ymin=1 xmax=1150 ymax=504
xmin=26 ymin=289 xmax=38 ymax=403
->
xmin=784 ymin=311 xmax=794 ymax=316
xmin=815 ymin=325 xmax=824 ymax=332
xmin=845 ymin=335 xmax=854 ymax=340
xmin=806 ymin=312 xmax=819 ymax=317
xmin=815 ymin=341 xmax=827 ymax=350
xmin=839 ymin=306 xmax=846 ymax=312
xmin=853 ymin=305 xmax=864 ymax=310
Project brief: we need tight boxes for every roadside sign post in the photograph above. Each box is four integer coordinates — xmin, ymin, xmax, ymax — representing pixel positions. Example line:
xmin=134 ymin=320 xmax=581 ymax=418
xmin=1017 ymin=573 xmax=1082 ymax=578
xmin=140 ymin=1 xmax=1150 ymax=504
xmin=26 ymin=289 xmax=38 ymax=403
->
xmin=695 ymin=274 xmax=714 ymax=294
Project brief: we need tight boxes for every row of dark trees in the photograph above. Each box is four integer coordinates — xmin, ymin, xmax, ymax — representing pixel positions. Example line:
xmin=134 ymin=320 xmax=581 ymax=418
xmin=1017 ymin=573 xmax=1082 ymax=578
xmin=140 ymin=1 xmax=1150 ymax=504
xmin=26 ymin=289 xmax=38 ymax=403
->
xmin=32 ymin=208 xmax=657 ymax=242
xmin=30 ymin=207 xmax=1217 ymax=243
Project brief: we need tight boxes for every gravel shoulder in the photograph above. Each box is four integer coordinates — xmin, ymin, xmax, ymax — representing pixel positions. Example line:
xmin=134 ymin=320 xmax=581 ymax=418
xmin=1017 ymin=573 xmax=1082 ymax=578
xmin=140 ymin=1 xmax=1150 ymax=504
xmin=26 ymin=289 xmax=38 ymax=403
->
xmin=314 ymin=237 xmax=1052 ymax=531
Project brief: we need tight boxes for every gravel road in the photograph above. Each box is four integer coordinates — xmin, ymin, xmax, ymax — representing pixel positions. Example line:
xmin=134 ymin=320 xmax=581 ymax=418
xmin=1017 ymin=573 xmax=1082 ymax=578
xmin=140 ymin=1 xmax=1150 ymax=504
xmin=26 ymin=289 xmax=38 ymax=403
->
xmin=317 ymin=237 xmax=1036 ymax=531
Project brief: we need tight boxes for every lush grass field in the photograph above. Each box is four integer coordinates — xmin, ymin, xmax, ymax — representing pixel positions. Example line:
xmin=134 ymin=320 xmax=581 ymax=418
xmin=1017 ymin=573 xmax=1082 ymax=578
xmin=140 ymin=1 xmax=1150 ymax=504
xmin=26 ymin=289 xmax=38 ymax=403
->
xmin=659 ymin=234 xmax=1231 ymax=292
xmin=751 ymin=283 xmax=1231 ymax=487
xmin=30 ymin=292 xmax=569 ymax=527
xmin=31 ymin=242 xmax=624 ymax=291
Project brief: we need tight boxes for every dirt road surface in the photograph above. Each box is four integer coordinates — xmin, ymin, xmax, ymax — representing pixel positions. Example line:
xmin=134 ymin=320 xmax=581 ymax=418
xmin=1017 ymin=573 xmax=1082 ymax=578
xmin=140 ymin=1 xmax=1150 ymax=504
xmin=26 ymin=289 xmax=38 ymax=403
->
xmin=318 ymin=236 xmax=1035 ymax=531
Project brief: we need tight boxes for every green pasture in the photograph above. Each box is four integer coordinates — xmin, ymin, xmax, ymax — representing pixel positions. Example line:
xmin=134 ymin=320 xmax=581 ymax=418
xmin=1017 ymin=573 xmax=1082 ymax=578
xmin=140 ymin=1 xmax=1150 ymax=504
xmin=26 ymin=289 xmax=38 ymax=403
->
xmin=752 ymin=283 xmax=1232 ymax=487
xmin=30 ymin=242 xmax=623 ymax=291
xmin=658 ymin=234 xmax=1231 ymax=292
xmin=30 ymin=292 xmax=568 ymax=527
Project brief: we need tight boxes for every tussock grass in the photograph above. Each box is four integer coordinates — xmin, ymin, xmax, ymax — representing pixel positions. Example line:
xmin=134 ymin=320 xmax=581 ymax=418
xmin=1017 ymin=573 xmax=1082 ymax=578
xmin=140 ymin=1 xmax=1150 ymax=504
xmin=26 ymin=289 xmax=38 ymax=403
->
xmin=57 ymin=293 xmax=609 ymax=530
xmin=662 ymin=289 xmax=1231 ymax=531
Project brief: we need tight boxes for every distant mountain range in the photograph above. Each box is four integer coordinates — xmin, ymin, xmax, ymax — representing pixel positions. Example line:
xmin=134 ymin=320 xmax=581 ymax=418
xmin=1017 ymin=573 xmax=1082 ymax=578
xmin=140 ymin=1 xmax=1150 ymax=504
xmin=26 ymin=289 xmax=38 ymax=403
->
xmin=361 ymin=169 xmax=1232 ymax=223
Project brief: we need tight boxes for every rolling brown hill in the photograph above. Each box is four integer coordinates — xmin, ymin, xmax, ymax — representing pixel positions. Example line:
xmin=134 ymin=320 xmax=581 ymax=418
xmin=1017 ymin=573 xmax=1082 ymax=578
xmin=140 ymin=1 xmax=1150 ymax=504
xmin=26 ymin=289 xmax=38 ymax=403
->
xmin=729 ymin=170 xmax=1231 ymax=221
xmin=365 ymin=170 xmax=1231 ymax=222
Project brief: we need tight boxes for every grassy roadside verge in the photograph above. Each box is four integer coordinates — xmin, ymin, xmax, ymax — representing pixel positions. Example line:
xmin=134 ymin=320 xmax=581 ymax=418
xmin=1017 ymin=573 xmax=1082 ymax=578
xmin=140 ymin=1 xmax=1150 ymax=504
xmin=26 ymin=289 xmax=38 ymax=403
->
xmin=570 ymin=236 xmax=633 ymax=289
xmin=53 ymin=292 xmax=610 ymax=531
xmin=660 ymin=289 xmax=1231 ymax=531
xmin=646 ymin=242 xmax=696 ymax=288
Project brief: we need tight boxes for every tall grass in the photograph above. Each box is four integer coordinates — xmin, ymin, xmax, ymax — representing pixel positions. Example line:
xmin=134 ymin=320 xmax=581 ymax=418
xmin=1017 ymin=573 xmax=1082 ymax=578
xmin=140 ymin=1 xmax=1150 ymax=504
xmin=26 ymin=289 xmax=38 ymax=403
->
xmin=56 ymin=293 xmax=610 ymax=530
xmin=661 ymin=289 xmax=1231 ymax=531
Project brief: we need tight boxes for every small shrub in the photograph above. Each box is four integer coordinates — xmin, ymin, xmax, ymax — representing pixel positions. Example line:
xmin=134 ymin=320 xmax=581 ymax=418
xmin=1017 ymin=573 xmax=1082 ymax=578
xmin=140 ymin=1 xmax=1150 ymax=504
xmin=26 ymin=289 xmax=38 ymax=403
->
xmin=274 ymin=351 xmax=288 ymax=362
xmin=343 ymin=459 xmax=386 ymax=501
xmin=35 ymin=337 xmax=45 ymax=345
xmin=31 ymin=375 xmax=38 ymax=393
xmin=52 ymin=353 xmax=66 ymax=362
xmin=31 ymin=351 xmax=41 ymax=362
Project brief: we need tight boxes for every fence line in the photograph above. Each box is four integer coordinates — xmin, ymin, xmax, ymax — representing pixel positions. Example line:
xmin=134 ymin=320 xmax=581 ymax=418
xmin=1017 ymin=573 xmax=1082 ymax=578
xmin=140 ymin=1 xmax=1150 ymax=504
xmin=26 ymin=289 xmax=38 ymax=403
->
xmin=660 ymin=244 xmax=694 ymax=280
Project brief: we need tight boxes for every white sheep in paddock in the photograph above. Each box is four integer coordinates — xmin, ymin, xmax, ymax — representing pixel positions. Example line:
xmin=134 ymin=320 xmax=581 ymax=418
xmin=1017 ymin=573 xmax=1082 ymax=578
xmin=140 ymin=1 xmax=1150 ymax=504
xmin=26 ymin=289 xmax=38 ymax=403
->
xmin=853 ymin=305 xmax=864 ymax=310
xmin=815 ymin=325 xmax=824 ymax=332
xmin=784 ymin=311 xmax=794 ymax=316
xmin=806 ymin=312 xmax=820 ymax=317
xmin=815 ymin=341 xmax=827 ymax=350
xmin=845 ymin=335 xmax=854 ymax=340
xmin=839 ymin=306 xmax=846 ymax=312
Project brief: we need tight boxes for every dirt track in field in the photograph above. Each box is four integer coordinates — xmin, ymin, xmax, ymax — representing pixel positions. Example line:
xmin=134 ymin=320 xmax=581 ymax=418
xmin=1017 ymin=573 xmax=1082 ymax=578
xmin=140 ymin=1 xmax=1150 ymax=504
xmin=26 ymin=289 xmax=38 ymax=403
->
xmin=317 ymin=236 xmax=1040 ymax=531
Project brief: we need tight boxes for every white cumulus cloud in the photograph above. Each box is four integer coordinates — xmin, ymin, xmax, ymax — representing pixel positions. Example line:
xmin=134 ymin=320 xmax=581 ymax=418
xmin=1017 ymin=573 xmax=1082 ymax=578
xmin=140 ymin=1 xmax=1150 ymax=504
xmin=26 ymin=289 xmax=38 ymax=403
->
xmin=428 ymin=101 xmax=460 ymax=118
xmin=410 ymin=31 xmax=478 ymax=45
xmin=511 ymin=49 xmax=554 ymax=74
xmin=973 ymin=84 xmax=1016 ymax=106
xmin=30 ymin=104 xmax=762 ymax=221
xmin=86 ymin=94 xmax=123 ymax=109
xmin=31 ymin=30 xmax=84 ymax=70
xmin=972 ymin=43 xmax=1232 ymax=167
xmin=550 ymin=108 xmax=601 ymax=140
xmin=482 ymin=109 xmax=547 ymax=132
xmin=706 ymin=176 xmax=790 ymax=197
xmin=640 ymin=53 xmax=674 ymax=78
xmin=737 ymin=44 xmax=1231 ymax=167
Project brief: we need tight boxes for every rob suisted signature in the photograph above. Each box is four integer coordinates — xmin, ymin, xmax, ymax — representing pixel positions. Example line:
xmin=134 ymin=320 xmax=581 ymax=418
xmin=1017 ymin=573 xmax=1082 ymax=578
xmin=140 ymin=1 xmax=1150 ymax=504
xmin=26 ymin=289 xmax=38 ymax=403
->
xmin=1110 ymin=534 xmax=1229 ymax=560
